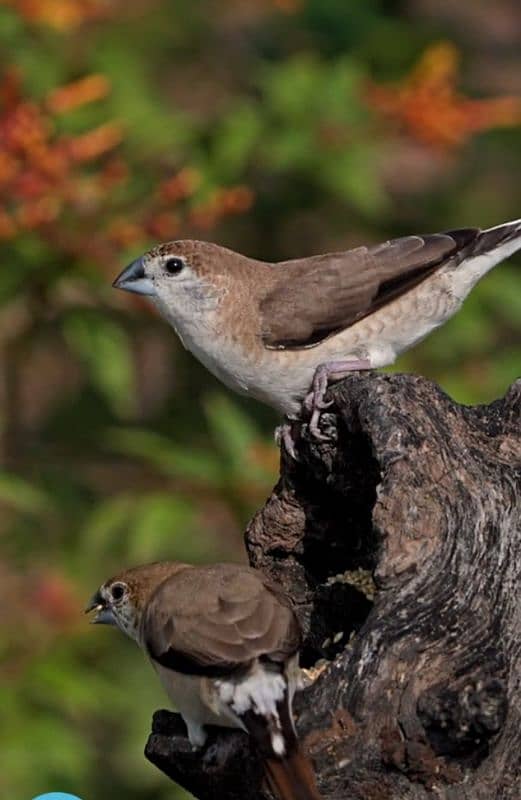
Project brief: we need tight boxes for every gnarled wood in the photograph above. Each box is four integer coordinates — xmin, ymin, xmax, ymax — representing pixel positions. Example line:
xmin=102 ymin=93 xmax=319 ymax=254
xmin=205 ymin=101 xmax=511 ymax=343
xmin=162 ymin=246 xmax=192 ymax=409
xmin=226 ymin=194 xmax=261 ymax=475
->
xmin=146 ymin=373 xmax=521 ymax=800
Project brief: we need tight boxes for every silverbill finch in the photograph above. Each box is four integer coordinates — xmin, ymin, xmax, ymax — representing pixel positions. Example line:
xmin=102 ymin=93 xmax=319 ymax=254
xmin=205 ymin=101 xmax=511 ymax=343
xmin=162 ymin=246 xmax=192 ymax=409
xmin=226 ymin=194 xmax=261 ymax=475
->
xmin=113 ymin=219 xmax=521 ymax=453
xmin=86 ymin=561 xmax=322 ymax=800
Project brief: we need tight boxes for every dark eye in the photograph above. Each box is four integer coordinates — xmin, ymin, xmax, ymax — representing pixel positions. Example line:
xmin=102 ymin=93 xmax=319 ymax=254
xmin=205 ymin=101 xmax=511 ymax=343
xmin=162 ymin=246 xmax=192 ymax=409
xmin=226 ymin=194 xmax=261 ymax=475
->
xmin=111 ymin=583 xmax=126 ymax=602
xmin=164 ymin=257 xmax=185 ymax=275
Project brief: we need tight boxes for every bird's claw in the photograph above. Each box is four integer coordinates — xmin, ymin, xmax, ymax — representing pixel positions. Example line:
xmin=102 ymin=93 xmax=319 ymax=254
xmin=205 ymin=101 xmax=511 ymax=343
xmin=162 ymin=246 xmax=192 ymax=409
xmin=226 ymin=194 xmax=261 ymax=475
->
xmin=303 ymin=391 xmax=333 ymax=414
xmin=308 ymin=409 xmax=333 ymax=441
xmin=304 ymin=358 xmax=372 ymax=442
xmin=304 ymin=368 xmax=335 ymax=441
xmin=275 ymin=420 xmax=299 ymax=460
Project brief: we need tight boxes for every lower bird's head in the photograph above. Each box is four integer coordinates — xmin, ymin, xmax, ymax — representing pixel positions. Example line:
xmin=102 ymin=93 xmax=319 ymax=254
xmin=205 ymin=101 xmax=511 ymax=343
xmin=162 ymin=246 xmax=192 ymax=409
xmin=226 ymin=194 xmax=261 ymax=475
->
xmin=85 ymin=561 xmax=188 ymax=642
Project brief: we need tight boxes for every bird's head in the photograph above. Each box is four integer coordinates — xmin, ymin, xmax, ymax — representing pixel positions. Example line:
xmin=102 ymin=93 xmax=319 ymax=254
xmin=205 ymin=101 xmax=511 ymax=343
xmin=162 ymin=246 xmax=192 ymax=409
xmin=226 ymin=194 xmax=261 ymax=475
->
xmin=112 ymin=240 xmax=253 ymax=323
xmin=85 ymin=561 xmax=188 ymax=642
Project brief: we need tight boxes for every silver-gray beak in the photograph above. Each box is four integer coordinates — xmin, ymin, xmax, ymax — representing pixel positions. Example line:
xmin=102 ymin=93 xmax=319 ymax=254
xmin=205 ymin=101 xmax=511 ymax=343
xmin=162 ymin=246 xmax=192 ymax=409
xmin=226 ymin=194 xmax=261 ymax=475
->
xmin=84 ymin=591 xmax=117 ymax=625
xmin=112 ymin=257 xmax=156 ymax=296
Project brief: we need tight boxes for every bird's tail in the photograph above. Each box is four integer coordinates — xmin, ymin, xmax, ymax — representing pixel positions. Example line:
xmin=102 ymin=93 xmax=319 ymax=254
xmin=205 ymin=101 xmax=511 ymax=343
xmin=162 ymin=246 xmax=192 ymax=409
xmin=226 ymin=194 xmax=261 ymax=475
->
xmin=447 ymin=218 xmax=521 ymax=293
xmin=236 ymin=659 xmax=322 ymax=800
xmin=477 ymin=218 xmax=521 ymax=257
xmin=264 ymin=747 xmax=322 ymax=800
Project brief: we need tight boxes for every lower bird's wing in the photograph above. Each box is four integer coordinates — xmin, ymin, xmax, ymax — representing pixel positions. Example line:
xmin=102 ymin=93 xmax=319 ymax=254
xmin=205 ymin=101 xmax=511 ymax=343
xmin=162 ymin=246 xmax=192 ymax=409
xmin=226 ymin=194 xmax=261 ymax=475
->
xmin=141 ymin=563 xmax=300 ymax=675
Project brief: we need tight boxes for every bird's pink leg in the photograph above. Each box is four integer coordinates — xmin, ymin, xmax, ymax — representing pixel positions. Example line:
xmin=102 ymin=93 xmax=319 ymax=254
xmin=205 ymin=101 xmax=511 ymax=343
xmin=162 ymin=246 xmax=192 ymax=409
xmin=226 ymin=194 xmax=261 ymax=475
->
xmin=304 ymin=359 xmax=371 ymax=440
xmin=276 ymin=359 xmax=371 ymax=457
xmin=275 ymin=418 xmax=300 ymax=460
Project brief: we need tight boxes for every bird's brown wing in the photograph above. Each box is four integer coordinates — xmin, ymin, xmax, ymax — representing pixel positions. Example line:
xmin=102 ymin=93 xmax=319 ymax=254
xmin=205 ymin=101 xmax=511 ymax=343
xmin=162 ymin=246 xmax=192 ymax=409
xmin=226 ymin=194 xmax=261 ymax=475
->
xmin=141 ymin=563 xmax=301 ymax=676
xmin=260 ymin=229 xmax=479 ymax=349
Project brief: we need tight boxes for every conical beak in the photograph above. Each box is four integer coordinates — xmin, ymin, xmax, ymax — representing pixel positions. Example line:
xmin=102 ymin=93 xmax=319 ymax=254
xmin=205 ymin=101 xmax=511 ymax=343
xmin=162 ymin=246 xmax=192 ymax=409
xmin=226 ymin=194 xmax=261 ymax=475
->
xmin=112 ymin=257 xmax=156 ymax=296
xmin=84 ymin=591 xmax=116 ymax=625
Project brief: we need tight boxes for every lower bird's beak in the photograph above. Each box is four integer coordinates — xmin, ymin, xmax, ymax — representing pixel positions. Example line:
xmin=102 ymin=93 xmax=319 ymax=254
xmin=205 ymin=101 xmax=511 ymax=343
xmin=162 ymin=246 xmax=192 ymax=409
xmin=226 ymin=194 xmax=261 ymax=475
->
xmin=112 ymin=257 xmax=156 ymax=296
xmin=84 ymin=592 xmax=117 ymax=625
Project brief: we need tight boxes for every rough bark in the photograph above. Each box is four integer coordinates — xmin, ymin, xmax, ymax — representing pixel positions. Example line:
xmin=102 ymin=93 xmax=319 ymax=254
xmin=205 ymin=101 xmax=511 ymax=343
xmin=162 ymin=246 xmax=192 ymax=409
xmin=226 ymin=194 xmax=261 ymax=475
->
xmin=146 ymin=372 xmax=521 ymax=800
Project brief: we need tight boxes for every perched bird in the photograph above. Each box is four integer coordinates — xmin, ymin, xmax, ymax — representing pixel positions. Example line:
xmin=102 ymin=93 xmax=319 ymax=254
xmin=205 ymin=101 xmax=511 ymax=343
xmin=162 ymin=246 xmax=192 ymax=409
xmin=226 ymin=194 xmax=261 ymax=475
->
xmin=86 ymin=561 xmax=321 ymax=800
xmin=113 ymin=219 xmax=521 ymax=454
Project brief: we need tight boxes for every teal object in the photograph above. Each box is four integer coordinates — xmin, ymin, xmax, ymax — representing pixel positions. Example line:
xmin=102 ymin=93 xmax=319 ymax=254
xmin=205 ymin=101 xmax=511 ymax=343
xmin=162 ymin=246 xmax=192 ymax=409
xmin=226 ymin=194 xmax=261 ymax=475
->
xmin=33 ymin=794 xmax=83 ymax=800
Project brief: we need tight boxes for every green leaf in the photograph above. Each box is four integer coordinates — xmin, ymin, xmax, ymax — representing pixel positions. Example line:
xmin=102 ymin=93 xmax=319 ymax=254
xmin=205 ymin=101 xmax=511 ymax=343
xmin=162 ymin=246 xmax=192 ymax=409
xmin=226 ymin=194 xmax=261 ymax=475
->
xmin=321 ymin=145 xmax=387 ymax=214
xmin=0 ymin=472 xmax=53 ymax=514
xmin=127 ymin=493 xmax=201 ymax=562
xmin=211 ymin=103 xmax=263 ymax=178
xmin=62 ymin=311 xmax=136 ymax=418
xmin=204 ymin=392 xmax=259 ymax=469
xmin=106 ymin=427 xmax=224 ymax=483
xmin=80 ymin=494 xmax=136 ymax=557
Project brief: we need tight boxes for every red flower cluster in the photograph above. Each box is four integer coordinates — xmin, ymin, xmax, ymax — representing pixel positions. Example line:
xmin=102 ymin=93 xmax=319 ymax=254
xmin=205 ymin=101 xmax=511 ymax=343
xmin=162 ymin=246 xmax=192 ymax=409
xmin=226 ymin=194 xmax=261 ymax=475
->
xmin=0 ymin=69 xmax=124 ymax=241
xmin=0 ymin=68 xmax=253 ymax=263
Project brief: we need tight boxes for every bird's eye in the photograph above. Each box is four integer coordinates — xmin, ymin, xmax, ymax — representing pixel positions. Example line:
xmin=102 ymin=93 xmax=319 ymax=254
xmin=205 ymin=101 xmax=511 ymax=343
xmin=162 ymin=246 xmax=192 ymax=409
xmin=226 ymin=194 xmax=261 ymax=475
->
xmin=110 ymin=583 xmax=127 ymax=602
xmin=164 ymin=257 xmax=185 ymax=275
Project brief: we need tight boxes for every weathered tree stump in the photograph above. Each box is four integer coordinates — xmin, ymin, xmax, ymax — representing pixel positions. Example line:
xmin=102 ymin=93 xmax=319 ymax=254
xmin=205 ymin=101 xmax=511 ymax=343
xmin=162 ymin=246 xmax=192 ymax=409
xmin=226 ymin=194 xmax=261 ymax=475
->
xmin=146 ymin=372 xmax=521 ymax=800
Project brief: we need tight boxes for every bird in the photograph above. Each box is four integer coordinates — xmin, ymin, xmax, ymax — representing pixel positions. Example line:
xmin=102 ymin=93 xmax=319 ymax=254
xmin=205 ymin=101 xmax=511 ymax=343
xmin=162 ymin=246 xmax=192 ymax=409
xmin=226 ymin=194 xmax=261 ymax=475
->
xmin=113 ymin=219 xmax=521 ymax=455
xmin=86 ymin=560 xmax=322 ymax=800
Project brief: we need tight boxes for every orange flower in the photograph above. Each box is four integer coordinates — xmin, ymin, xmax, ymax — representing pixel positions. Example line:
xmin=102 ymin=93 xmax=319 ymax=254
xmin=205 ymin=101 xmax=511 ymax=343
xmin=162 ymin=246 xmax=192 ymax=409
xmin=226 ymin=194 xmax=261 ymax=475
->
xmin=66 ymin=121 xmax=124 ymax=162
xmin=5 ymin=0 xmax=110 ymax=31
xmin=16 ymin=196 xmax=62 ymax=229
xmin=145 ymin=211 xmax=181 ymax=241
xmin=366 ymin=42 xmax=521 ymax=150
xmin=217 ymin=185 xmax=254 ymax=214
xmin=188 ymin=185 xmax=254 ymax=229
xmin=46 ymin=74 xmax=111 ymax=114
xmin=106 ymin=218 xmax=146 ymax=248
xmin=159 ymin=167 xmax=201 ymax=203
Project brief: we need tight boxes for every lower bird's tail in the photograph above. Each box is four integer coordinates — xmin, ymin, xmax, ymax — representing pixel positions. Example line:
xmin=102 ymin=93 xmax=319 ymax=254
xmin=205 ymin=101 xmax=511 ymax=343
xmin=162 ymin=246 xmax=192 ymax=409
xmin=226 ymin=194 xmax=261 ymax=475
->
xmin=264 ymin=747 xmax=322 ymax=800
xmin=235 ymin=658 xmax=323 ymax=800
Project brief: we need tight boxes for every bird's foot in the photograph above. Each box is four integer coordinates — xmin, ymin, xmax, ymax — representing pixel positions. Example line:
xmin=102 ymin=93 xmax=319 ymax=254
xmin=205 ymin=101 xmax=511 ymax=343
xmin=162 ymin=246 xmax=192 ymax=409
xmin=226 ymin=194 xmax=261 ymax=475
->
xmin=275 ymin=418 xmax=300 ymax=460
xmin=185 ymin=718 xmax=207 ymax=750
xmin=305 ymin=359 xmax=371 ymax=440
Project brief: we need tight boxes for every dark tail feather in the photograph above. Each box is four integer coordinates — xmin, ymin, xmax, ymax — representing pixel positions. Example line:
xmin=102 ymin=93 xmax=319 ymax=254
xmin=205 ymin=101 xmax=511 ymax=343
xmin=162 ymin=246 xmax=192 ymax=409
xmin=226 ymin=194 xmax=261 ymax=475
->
xmin=265 ymin=748 xmax=322 ymax=800
xmin=475 ymin=219 xmax=521 ymax=255
xmin=444 ymin=218 xmax=521 ymax=260
xmin=238 ymin=667 xmax=322 ymax=800
xmin=245 ymin=703 xmax=323 ymax=800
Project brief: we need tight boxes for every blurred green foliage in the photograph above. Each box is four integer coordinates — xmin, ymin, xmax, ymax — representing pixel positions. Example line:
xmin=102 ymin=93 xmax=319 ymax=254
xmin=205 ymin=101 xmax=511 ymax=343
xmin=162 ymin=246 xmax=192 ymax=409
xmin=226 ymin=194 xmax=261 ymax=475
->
xmin=0 ymin=1 xmax=519 ymax=798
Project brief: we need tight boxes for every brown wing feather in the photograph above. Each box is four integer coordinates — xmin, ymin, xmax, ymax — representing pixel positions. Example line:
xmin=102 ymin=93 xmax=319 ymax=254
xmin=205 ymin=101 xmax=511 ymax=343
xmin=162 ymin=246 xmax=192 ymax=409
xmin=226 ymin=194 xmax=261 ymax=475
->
xmin=142 ymin=563 xmax=300 ymax=675
xmin=260 ymin=229 xmax=479 ymax=349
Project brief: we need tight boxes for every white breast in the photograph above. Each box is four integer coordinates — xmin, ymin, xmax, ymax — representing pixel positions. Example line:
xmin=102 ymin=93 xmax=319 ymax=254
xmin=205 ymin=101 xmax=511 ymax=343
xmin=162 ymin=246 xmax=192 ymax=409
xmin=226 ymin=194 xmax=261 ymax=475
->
xmin=152 ymin=661 xmax=242 ymax=747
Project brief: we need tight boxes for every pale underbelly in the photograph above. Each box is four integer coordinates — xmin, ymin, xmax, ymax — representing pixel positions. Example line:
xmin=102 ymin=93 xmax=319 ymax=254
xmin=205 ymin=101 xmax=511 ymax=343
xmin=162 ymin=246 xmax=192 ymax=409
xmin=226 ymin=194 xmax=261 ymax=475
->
xmin=171 ymin=272 xmax=461 ymax=416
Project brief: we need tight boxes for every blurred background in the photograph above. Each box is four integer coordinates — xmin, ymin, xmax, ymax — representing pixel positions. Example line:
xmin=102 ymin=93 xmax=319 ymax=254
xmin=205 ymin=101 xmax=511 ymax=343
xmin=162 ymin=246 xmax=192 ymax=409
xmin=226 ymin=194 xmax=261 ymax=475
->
xmin=0 ymin=1 xmax=519 ymax=798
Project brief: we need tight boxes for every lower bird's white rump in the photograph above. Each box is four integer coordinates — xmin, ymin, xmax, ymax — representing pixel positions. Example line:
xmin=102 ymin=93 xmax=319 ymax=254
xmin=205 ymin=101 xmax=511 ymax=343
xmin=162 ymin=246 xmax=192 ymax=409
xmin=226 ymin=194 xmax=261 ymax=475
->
xmin=216 ymin=658 xmax=296 ymax=757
